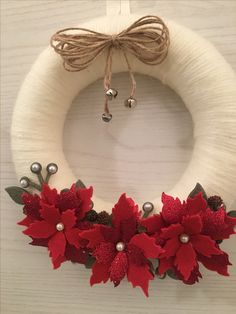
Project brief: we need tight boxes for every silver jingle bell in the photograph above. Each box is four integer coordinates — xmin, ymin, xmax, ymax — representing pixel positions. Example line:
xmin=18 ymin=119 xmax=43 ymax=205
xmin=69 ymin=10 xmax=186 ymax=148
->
xmin=102 ymin=112 xmax=112 ymax=122
xmin=105 ymin=88 xmax=118 ymax=100
xmin=30 ymin=162 xmax=42 ymax=174
xmin=124 ymin=97 xmax=137 ymax=109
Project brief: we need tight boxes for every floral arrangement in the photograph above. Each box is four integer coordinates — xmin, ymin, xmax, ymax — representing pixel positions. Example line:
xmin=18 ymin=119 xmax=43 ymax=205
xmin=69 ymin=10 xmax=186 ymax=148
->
xmin=6 ymin=162 xmax=236 ymax=297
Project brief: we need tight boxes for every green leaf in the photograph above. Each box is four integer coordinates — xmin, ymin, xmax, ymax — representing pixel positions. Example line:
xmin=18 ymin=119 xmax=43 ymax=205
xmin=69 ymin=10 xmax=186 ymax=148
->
xmin=85 ymin=255 xmax=95 ymax=269
xmin=61 ymin=188 xmax=70 ymax=193
xmin=5 ymin=186 xmax=29 ymax=205
xmin=75 ymin=179 xmax=86 ymax=189
xmin=188 ymin=183 xmax=207 ymax=200
xmin=149 ymin=258 xmax=159 ymax=274
xmin=167 ymin=269 xmax=179 ymax=280
xmin=227 ymin=210 xmax=236 ymax=218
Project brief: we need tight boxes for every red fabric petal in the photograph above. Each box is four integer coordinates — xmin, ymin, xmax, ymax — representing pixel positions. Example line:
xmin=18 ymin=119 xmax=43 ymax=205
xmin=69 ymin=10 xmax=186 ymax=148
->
xmin=30 ymin=238 xmax=49 ymax=247
xmin=93 ymin=242 xmax=116 ymax=264
xmin=65 ymin=245 xmax=88 ymax=264
xmin=23 ymin=221 xmax=56 ymax=238
xmin=22 ymin=193 xmax=41 ymax=220
xmin=76 ymin=186 xmax=93 ymax=220
xmin=162 ymin=237 xmax=180 ymax=258
xmin=112 ymin=193 xmax=140 ymax=233
xmin=201 ymin=208 xmax=236 ymax=240
xmin=18 ymin=216 xmax=34 ymax=227
xmin=175 ymin=265 xmax=202 ymax=285
xmin=187 ymin=192 xmax=208 ymax=215
xmin=110 ymin=252 xmax=128 ymax=286
xmin=198 ymin=251 xmax=231 ymax=276
xmin=65 ymin=228 xmax=80 ymax=248
xmin=158 ymin=258 xmax=174 ymax=275
xmin=40 ymin=204 xmax=61 ymax=225
xmin=57 ymin=188 xmax=81 ymax=212
xmin=41 ymin=184 xmax=58 ymax=205
xmin=52 ymin=255 xmax=66 ymax=269
xmin=90 ymin=262 xmax=110 ymax=285
xmin=161 ymin=223 xmax=184 ymax=239
xmin=120 ymin=216 xmax=138 ymax=243
xmin=79 ymin=224 xmax=108 ymax=249
xmin=127 ymin=262 xmax=154 ymax=297
xmin=191 ymin=234 xmax=222 ymax=257
xmin=129 ymin=233 xmax=164 ymax=259
xmin=48 ymin=231 xmax=66 ymax=262
xmin=161 ymin=193 xmax=185 ymax=224
xmin=182 ymin=214 xmax=202 ymax=235
xmin=140 ymin=214 xmax=163 ymax=234
xmin=127 ymin=243 xmax=146 ymax=266
xmin=100 ymin=225 xmax=120 ymax=244
xmin=174 ymin=243 xmax=197 ymax=281
xmin=61 ymin=209 xmax=77 ymax=229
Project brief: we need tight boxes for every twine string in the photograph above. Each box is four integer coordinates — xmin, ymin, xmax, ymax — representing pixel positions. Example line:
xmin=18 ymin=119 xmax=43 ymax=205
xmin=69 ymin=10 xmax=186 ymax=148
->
xmin=51 ymin=15 xmax=170 ymax=115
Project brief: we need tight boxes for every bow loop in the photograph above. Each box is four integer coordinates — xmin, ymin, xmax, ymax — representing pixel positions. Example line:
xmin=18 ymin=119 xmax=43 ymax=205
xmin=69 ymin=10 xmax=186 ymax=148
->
xmin=51 ymin=15 xmax=169 ymax=121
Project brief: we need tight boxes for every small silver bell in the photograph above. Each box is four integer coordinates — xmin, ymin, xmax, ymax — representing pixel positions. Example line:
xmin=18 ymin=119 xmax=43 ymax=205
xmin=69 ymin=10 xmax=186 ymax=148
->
xmin=124 ymin=97 xmax=137 ymax=109
xmin=105 ymin=88 xmax=118 ymax=100
xmin=102 ymin=112 xmax=112 ymax=122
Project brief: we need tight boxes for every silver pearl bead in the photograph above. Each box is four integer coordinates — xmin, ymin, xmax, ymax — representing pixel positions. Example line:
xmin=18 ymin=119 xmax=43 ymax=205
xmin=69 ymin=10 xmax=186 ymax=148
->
xmin=56 ymin=222 xmax=64 ymax=231
xmin=30 ymin=162 xmax=42 ymax=174
xmin=46 ymin=163 xmax=58 ymax=174
xmin=20 ymin=177 xmax=30 ymax=188
xmin=102 ymin=112 xmax=112 ymax=122
xmin=105 ymin=88 xmax=118 ymax=100
xmin=142 ymin=202 xmax=154 ymax=213
xmin=179 ymin=233 xmax=190 ymax=244
xmin=116 ymin=242 xmax=125 ymax=252
xmin=124 ymin=97 xmax=137 ymax=109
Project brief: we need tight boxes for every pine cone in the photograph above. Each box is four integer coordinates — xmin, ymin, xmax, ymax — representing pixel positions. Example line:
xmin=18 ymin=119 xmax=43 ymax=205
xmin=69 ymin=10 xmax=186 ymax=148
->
xmin=97 ymin=211 xmax=111 ymax=225
xmin=207 ymin=195 xmax=224 ymax=211
xmin=85 ymin=210 xmax=98 ymax=222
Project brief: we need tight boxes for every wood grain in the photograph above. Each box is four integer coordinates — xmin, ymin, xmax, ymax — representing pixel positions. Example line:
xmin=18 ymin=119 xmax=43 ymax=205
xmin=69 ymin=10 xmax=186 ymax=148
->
xmin=1 ymin=1 xmax=236 ymax=313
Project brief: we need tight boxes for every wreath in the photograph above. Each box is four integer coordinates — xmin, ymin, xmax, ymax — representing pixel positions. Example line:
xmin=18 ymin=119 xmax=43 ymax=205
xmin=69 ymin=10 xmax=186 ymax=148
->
xmin=6 ymin=14 xmax=236 ymax=297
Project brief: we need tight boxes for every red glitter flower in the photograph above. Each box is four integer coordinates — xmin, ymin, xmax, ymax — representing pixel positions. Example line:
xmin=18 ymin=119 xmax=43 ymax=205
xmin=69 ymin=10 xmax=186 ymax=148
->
xmin=80 ymin=193 xmax=163 ymax=296
xmin=140 ymin=192 xmax=236 ymax=282
xmin=18 ymin=183 xmax=93 ymax=268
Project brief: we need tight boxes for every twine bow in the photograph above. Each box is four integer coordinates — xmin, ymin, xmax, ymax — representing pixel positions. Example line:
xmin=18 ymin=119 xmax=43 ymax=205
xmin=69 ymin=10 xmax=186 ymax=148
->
xmin=50 ymin=15 xmax=170 ymax=119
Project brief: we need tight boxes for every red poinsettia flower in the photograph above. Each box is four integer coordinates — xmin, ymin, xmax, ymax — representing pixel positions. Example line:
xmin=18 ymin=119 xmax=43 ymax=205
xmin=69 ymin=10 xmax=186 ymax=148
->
xmin=140 ymin=192 xmax=236 ymax=283
xmin=23 ymin=203 xmax=81 ymax=266
xmin=18 ymin=184 xmax=93 ymax=227
xmin=80 ymin=193 xmax=164 ymax=296
xmin=18 ymin=183 xmax=93 ymax=268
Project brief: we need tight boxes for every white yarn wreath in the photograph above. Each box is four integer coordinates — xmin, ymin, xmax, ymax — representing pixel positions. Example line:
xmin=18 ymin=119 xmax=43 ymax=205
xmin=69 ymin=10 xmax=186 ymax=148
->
xmin=11 ymin=14 xmax=236 ymax=212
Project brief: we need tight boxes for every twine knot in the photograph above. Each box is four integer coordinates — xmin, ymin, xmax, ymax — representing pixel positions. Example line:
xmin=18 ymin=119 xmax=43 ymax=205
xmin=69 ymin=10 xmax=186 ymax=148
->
xmin=50 ymin=15 xmax=170 ymax=119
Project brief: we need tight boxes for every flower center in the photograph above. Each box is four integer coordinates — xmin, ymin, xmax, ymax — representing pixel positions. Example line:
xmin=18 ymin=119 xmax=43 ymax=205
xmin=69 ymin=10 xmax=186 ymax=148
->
xmin=179 ymin=233 xmax=190 ymax=244
xmin=116 ymin=242 xmax=125 ymax=252
xmin=56 ymin=222 xmax=64 ymax=231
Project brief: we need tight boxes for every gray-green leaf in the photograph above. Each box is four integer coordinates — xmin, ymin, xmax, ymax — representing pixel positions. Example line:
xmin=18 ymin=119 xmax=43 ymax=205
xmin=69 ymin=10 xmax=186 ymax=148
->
xmin=167 ymin=269 xmax=179 ymax=280
xmin=85 ymin=255 xmax=95 ymax=269
xmin=188 ymin=183 xmax=207 ymax=200
xmin=75 ymin=179 xmax=86 ymax=189
xmin=227 ymin=210 xmax=236 ymax=218
xmin=5 ymin=186 xmax=29 ymax=205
